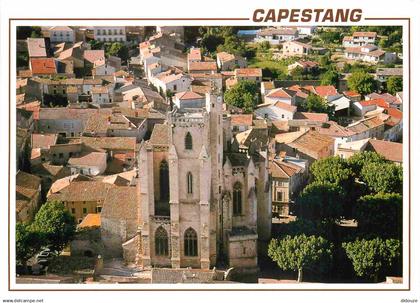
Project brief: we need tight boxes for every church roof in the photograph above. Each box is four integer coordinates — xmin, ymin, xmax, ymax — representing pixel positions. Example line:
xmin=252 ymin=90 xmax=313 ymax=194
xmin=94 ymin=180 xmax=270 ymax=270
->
xmin=149 ymin=124 xmax=169 ymax=146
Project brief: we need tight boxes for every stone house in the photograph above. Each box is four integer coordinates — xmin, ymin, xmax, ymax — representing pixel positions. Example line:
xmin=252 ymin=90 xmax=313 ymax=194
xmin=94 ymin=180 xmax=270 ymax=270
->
xmin=216 ymin=52 xmax=247 ymax=71
xmin=67 ymin=151 xmax=107 ymax=176
xmin=275 ymin=130 xmax=335 ymax=165
xmin=269 ymin=156 xmax=307 ymax=217
xmin=48 ymin=180 xmax=112 ymax=224
xmin=234 ymin=68 xmax=262 ymax=83
xmin=49 ymin=26 xmax=75 ymax=43
xmin=16 ymin=171 xmax=42 ymax=223
xmin=101 ymin=186 xmax=138 ymax=258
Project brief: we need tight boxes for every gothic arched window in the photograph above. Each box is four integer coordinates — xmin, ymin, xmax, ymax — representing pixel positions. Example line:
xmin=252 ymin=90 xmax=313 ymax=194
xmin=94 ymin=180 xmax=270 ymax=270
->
xmin=185 ymin=132 xmax=193 ymax=150
xmin=184 ymin=227 xmax=198 ymax=257
xmin=187 ymin=172 xmax=193 ymax=194
xmin=233 ymin=182 xmax=243 ymax=216
xmin=155 ymin=226 xmax=169 ymax=256
xmin=159 ymin=160 xmax=169 ymax=202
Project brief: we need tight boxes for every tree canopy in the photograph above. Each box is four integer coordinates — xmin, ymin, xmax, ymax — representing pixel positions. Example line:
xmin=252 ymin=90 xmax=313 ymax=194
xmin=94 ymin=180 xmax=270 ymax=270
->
xmin=347 ymin=151 xmax=387 ymax=174
xmin=268 ymin=235 xmax=333 ymax=282
xmin=386 ymin=76 xmax=403 ymax=95
xmin=105 ymin=42 xmax=129 ymax=62
xmin=32 ymin=200 xmax=76 ymax=251
xmin=296 ymin=182 xmax=345 ymax=222
xmin=342 ymin=238 xmax=401 ymax=282
xmin=320 ymin=69 xmax=340 ymax=86
xmin=300 ymin=93 xmax=335 ymax=119
xmin=360 ymin=161 xmax=403 ymax=194
xmin=355 ymin=193 xmax=402 ymax=239
xmin=224 ymin=80 xmax=259 ymax=113
xmin=347 ymin=71 xmax=376 ymax=95
xmin=310 ymin=156 xmax=354 ymax=189
xmin=16 ymin=223 xmax=45 ymax=268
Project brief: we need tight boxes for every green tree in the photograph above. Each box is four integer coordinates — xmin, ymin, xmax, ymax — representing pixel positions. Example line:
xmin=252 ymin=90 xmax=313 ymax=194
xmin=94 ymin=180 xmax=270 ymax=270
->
xmin=296 ymin=182 xmax=345 ymax=223
xmin=355 ymin=193 xmax=402 ymax=239
xmin=347 ymin=71 xmax=376 ymax=95
xmin=310 ymin=156 xmax=354 ymax=188
xmin=318 ymin=30 xmax=341 ymax=44
xmin=224 ymin=80 xmax=258 ymax=113
xmin=106 ymin=42 xmax=129 ymax=62
xmin=301 ymin=93 xmax=335 ymax=118
xmin=217 ymin=35 xmax=246 ymax=57
xmin=360 ymin=161 xmax=403 ymax=194
xmin=16 ymin=223 xmax=45 ymax=272
xmin=342 ymin=238 xmax=401 ymax=282
xmin=290 ymin=66 xmax=305 ymax=80
xmin=268 ymin=235 xmax=333 ymax=282
xmin=281 ymin=219 xmax=327 ymax=238
xmin=89 ymin=40 xmax=104 ymax=50
xmin=32 ymin=200 xmax=76 ymax=252
xmin=321 ymin=69 xmax=340 ymax=86
xmin=347 ymin=151 xmax=387 ymax=174
xmin=386 ymin=76 xmax=403 ymax=95
xmin=319 ymin=54 xmax=331 ymax=68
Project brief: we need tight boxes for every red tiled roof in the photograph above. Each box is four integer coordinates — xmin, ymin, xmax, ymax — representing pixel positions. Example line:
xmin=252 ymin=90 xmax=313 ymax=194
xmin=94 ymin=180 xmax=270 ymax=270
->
xmin=352 ymin=31 xmax=377 ymax=38
xmin=30 ymin=58 xmax=57 ymax=75
xmin=235 ymin=68 xmax=262 ymax=78
xmin=231 ymin=114 xmax=253 ymax=126
xmin=294 ymin=112 xmax=329 ymax=122
xmin=314 ymin=85 xmax=338 ymax=97
xmin=385 ymin=108 xmax=403 ymax=120
xmin=366 ymin=139 xmax=402 ymax=163
xmin=84 ymin=50 xmax=105 ymax=64
xmin=189 ymin=61 xmax=217 ymax=71
xmin=175 ymin=91 xmax=204 ymax=100
xmin=78 ymin=213 xmax=101 ymax=228
xmin=359 ymin=98 xmax=390 ymax=108
xmin=275 ymin=102 xmax=297 ymax=112
xmin=266 ymin=88 xmax=296 ymax=99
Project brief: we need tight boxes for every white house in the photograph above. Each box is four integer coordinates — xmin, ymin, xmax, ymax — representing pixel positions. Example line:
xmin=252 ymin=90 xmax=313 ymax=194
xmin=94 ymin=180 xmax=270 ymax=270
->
xmin=151 ymin=71 xmax=192 ymax=94
xmin=255 ymin=27 xmax=298 ymax=45
xmin=264 ymin=88 xmax=297 ymax=105
xmin=342 ymin=32 xmax=377 ymax=47
xmin=91 ymin=86 xmax=111 ymax=104
xmin=173 ymin=91 xmax=205 ymax=110
xmin=94 ymin=26 xmax=126 ymax=42
xmin=92 ymin=59 xmax=117 ymax=76
xmin=255 ymin=102 xmax=297 ymax=121
xmin=68 ymin=152 xmax=107 ymax=176
xmin=49 ymin=26 xmax=75 ymax=43
xmin=345 ymin=44 xmax=396 ymax=64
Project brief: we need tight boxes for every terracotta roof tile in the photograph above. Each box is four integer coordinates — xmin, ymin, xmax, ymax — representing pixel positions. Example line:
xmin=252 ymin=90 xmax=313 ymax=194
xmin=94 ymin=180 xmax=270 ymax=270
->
xmin=365 ymin=139 xmax=402 ymax=163
xmin=30 ymin=58 xmax=57 ymax=75
xmin=78 ymin=213 xmax=101 ymax=228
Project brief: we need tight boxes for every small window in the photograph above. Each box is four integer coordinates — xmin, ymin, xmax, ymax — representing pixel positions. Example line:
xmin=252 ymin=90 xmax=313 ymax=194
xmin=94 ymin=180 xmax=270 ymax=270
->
xmin=187 ymin=172 xmax=193 ymax=194
xmin=276 ymin=191 xmax=283 ymax=202
xmin=233 ymin=182 xmax=242 ymax=216
xmin=83 ymin=208 xmax=87 ymax=214
xmin=185 ymin=132 xmax=193 ymax=150
xmin=71 ymin=208 xmax=75 ymax=214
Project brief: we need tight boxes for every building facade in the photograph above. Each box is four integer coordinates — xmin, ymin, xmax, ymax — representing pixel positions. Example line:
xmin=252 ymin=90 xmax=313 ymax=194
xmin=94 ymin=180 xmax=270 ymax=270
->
xmin=136 ymin=93 xmax=270 ymax=269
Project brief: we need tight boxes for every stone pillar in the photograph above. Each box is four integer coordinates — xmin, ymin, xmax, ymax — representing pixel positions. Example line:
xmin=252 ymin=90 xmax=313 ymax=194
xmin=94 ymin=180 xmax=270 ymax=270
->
xmin=199 ymin=146 xmax=211 ymax=269
xmin=139 ymin=145 xmax=154 ymax=268
xmin=168 ymin=144 xmax=180 ymax=268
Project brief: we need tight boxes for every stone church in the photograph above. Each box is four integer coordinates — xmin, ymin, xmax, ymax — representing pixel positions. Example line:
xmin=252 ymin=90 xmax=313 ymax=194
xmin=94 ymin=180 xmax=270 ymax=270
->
xmin=104 ymin=93 xmax=271 ymax=270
